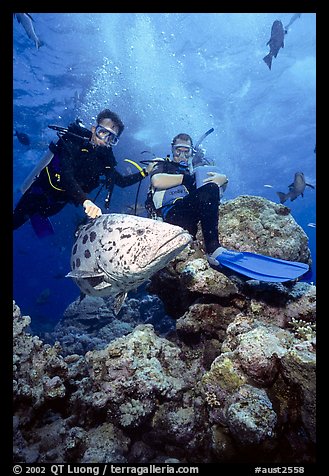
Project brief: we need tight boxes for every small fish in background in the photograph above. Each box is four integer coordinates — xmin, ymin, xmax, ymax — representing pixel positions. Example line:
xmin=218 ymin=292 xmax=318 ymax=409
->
xmin=14 ymin=130 xmax=30 ymax=146
xmin=14 ymin=13 xmax=43 ymax=50
xmin=276 ymin=172 xmax=315 ymax=204
xmin=307 ymin=223 xmax=316 ymax=228
xmin=264 ymin=184 xmax=273 ymax=188
xmin=263 ymin=20 xmax=285 ymax=70
xmin=36 ymin=288 xmax=51 ymax=304
xmin=284 ymin=13 xmax=302 ymax=31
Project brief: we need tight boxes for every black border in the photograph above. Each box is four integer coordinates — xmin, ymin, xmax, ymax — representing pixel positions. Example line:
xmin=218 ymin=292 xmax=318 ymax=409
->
xmin=5 ymin=2 xmax=319 ymax=471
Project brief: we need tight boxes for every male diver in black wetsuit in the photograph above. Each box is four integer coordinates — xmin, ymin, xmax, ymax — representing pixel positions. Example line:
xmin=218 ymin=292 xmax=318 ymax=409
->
xmin=146 ymin=133 xmax=228 ymax=259
xmin=13 ymin=109 xmax=155 ymax=236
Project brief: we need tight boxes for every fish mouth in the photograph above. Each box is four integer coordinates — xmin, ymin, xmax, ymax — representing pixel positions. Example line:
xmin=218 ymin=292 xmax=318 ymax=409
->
xmin=135 ymin=230 xmax=192 ymax=270
xmin=148 ymin=230 xmax=192 ymax=265
xmin=157 ymin=230 xmax=191 ymax=251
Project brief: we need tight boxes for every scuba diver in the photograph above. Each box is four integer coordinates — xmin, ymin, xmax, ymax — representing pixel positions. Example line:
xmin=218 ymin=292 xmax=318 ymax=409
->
xmin=145 ymin=132 xmax=228 ymax=258
xmin=13 ymin=109 xmax=155 ymax=237
xmin=145 ymin=132 xmax=310 ymax=282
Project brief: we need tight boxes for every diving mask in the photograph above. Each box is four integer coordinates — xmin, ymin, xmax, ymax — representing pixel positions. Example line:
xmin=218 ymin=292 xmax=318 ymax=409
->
xmin=172 ymin=143 xmax=193 ymax=160
xmin=95 ymin=124 xmax=119 ymax=147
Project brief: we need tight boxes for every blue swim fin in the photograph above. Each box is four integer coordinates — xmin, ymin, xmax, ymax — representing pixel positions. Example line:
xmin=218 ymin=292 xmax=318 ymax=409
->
xmin=30 ymin=214 xmax=55 ymax=238
xmin=208 ymin=247 xmax=309 ymax=282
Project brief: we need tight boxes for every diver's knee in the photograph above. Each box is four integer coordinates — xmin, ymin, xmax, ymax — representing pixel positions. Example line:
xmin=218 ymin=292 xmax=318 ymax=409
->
xmin=199 ymin=181 xmax=220 ymax=198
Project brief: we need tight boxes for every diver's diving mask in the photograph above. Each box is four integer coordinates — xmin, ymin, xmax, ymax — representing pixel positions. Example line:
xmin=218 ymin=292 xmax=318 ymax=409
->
xmin=172 ymin=143 xmax=193 ymax=161
xmin=95 ymin=124 xmax=119 ymax=146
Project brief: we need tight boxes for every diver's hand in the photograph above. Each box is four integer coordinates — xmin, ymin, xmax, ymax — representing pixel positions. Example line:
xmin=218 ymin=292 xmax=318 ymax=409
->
xmin=203 ymin=172 xmax=228 ymax=187
xmin=145 ymin=158 xmax=163 ymax=174
xmin=83 ymin=199 xmax=102 ymax=218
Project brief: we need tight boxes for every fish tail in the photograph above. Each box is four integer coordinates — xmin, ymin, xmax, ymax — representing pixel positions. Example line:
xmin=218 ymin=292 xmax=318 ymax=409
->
xmin=263 ymin=53 xmax=272 ymax=70
xmin=36 ymin=38 xmax=44 ymax=50
xmin=276 ymin=192 xmax=288 ymax=204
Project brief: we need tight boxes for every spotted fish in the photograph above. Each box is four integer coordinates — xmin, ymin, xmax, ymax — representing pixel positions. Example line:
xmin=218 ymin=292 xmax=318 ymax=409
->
xmin=66 ymin=213 xmax=192 ymax=314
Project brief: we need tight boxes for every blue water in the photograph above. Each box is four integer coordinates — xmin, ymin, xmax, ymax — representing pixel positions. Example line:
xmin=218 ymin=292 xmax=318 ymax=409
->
xmin=13 ymin=13 xmax=316 ymax=331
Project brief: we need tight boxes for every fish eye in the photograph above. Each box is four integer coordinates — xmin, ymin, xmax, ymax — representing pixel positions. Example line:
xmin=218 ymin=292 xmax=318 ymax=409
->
xmin=136 ymin=228 xmax=145 ymax=236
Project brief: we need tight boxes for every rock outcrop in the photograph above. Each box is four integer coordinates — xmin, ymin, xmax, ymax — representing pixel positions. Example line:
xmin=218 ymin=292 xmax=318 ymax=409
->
xmin=13 ymin=196 xmax=316 ymax=464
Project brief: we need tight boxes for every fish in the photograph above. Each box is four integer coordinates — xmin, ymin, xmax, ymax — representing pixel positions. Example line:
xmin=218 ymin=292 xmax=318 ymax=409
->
xmin=14 ymin=13 xmax=43 ymax=50
xmin=284 ymin=13 xmax=302 ymax=31
xmin=307 ymin=223 xmax=316 ymax=228
xmin=276 ymin=172 xmax=315 ymax=204
xmin=263 ymin=184 xmax=273 ymax=188
xmin=36 ymin=288 xmax=50 ymax=304
xmin=14 ymin=130 xmax=30 ymax=146
xmin=263 ymin=20 xmax=285 ymax=70
xmin=66 ymin=213 xmax=192 ymax=314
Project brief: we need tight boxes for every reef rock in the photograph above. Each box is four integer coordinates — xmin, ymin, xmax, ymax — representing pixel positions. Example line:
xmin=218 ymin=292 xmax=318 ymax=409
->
xmin=226 ymin=385 xmax=277 ymax=445
xmin=280 ymin=344 xmax=316 ymax=443
xmin=13 ymin=301 xmax=68 ymax=415
xmin=216 ymin=195 xmax=311 ymax=264
xmin=81 ymin=423 xmax=129 ymax=463
xmin=150 ymin=196 xmax=311 ymax=319
xmin=81 ymin=324 xmax=193 ymax=428
xmin=178 ymin=257 xmax=238 ymax=297
xmin=13 ymin=195 xmax=316 ymax=464
xmin=176 ymin=302 xmax=239 ymax=343
xmin=46 ymin=293 xmax=174 ymax=356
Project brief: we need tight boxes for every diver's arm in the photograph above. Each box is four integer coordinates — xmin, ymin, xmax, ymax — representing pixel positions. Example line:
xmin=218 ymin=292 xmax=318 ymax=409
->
xmin=112 ymin=168 xmax=146 ymax=188
xmin=112 ymin=160 xmax=156 ymax=188
xmin=151 ymin=173 xmax=184 ymax=190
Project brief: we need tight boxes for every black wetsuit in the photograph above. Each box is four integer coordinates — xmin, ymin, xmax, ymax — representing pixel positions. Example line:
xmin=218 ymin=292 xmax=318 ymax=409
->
xmin=149 ymin=160 xmax=221 ymax=254
xmin=13 ymin=123 xmax=146 ymax=230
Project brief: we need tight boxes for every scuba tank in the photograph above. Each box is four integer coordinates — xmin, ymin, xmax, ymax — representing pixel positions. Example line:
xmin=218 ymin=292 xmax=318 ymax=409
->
xmin=19 ymin=119 xmax=91 ymax=195
xmin=20 ymin=148 xmax=55 ymax=194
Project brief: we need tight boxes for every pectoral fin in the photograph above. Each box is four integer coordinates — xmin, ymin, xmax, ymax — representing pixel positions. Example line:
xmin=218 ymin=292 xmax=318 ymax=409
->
xmin=113 ymin=292 xmax=127 ymax=315
xmin=66 ymin=270 xmax=105 ymax=279
xmin=306 ymin=183 xmax=315 ymax=189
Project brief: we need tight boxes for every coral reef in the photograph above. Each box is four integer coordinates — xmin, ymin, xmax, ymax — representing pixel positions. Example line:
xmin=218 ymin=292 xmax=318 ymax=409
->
xmin=45 ymin=292 xmax=174 ymax=356
xmin=217 ymin=195 xmax=311 ymax=264
xmin=13 ymin=196 xmax=316 ymax=464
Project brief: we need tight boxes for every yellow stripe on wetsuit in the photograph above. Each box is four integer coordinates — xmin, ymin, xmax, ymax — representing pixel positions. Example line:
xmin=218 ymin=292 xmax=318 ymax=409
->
xmin=46 ymin=146 xmax=88 ymax=191
xmin=45 ymin=158 xmax=145 ymax=193
xmin=45 ymin=166 xmax=65 ymax=191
